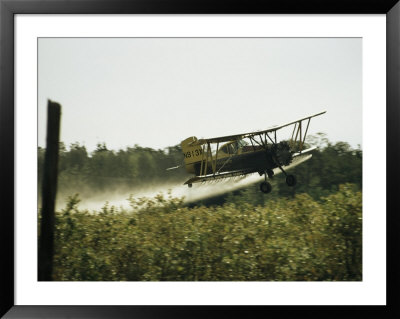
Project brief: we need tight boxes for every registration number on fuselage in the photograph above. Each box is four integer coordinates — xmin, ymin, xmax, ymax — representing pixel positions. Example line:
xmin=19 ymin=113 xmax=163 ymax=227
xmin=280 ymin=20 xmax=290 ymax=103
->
xmin=184 ymin=148 xmax=203 ymax=159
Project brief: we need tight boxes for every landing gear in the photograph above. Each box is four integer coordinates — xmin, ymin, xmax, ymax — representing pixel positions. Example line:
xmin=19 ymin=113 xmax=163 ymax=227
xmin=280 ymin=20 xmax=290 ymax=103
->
xmin=260 ymin=181 xmax=272 ymax=194
xmin=286 ymin=174 xmax=297 ymax=187
xmin=274 ymin=159 xmax=297 ymax=187
xmin=260 ymin=171 xmax=272 ymax=194
xmin=188 ymin=183 xmax=192 ymax=188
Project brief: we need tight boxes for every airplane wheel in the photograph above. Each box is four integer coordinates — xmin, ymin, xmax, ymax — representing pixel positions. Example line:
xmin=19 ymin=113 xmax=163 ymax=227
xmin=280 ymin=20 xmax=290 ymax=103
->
xmin=260 ymin=181 xmax=272 ymax=194
xmin=188 ymin=183 xmax=192 ymax=188
xmin=286 ymin=175 xmax=297 ymax=187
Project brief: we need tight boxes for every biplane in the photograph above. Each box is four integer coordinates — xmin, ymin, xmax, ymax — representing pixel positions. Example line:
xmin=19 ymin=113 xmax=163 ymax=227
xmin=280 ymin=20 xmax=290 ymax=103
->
xmin=177 ymin=111 xmax=326 ymax=193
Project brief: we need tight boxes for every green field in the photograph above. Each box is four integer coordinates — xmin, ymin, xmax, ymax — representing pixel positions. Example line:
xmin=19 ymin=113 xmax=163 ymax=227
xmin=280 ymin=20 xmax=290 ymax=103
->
xmin=49 ymin=184 xmax=361 ymax=281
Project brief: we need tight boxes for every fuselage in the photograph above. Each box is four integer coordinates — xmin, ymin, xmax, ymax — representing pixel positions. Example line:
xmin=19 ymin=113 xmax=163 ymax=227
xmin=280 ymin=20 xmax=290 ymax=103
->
xmin=192 ymin=148 xmax=274 ymax=176
xmin=181 ymin=137 xmax=293 ymax=177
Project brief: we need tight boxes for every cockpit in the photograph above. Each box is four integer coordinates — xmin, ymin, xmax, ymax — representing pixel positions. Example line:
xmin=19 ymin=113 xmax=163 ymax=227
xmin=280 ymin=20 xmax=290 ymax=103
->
xmin=219 ymin=139 xmax=248 ymax=155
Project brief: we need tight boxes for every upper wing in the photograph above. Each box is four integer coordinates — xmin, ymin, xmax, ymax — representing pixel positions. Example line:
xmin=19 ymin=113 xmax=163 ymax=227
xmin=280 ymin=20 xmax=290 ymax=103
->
xmin=189 ymin=111 xmax=326 ymax=146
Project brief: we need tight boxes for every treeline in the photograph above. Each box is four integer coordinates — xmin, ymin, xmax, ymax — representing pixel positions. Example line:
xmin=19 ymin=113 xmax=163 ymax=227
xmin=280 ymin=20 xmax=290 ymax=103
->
xmin=52 ymin=184 xmax=362 ymax=281
xmin=38 ymin=142 xmax=189 ymax=197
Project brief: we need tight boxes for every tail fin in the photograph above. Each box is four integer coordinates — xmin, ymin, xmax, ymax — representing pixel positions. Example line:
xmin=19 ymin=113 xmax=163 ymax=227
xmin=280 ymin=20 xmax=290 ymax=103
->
xmin=181 ymin=136 xmax=204 ymax=173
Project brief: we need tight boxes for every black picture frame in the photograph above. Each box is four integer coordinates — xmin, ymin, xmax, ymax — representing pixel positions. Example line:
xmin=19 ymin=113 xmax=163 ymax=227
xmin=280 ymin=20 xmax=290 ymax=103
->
xmin=1 ymin=0 xmax=399 ymax=318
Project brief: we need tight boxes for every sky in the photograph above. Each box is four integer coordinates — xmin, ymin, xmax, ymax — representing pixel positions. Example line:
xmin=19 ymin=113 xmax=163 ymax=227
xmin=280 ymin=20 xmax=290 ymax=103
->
xmin=38 ymin=38 xmax=362 ymax=152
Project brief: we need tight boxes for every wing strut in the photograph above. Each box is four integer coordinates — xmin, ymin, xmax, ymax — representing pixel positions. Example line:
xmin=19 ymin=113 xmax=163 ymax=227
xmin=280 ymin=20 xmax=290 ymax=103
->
xmin=290 ymin=116 xmax=316 ymax=152
xmin=213 ymin=142 xmax=219 ymax=176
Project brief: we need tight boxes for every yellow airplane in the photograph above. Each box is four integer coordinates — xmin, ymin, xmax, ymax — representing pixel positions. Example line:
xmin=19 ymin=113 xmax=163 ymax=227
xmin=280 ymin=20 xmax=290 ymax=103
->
xmin=178 ymin=111 xmax=326 ymax=193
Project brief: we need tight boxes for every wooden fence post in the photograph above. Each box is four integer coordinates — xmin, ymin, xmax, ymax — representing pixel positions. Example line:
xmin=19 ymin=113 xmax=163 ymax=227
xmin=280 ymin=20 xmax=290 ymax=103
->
xmin=38 ymin=100 xmax=61 ymax=281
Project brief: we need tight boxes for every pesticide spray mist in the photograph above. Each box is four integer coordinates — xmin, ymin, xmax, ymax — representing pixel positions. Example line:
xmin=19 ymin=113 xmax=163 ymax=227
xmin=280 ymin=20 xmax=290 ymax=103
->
xmin=59 ymin=154 xmax=311 ymax=212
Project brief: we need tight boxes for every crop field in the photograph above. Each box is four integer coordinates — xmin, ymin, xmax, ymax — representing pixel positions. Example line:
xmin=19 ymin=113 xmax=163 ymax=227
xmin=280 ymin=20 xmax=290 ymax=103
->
xmin=48 ymin=184 xmax=361 ymax=281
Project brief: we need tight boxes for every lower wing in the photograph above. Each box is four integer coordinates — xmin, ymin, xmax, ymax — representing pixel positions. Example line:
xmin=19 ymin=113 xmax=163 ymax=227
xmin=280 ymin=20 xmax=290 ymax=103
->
xmin=184 ymin=169 xmax=253 ymax=185
xmin=183 ymin=153 xmax=313 ymax=186
xmin=292 ymin=146 xmax=317 ymax=158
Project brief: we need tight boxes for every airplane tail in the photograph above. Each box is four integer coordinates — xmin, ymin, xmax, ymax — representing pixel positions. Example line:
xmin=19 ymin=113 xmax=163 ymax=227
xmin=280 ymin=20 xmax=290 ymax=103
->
xmin=180 ymin=136 xmax=204 ymax=174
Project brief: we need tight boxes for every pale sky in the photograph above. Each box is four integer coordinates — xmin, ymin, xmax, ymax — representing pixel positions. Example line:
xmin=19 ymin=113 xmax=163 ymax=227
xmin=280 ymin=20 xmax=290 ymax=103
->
xmin=38 ymin=38 xmax=362 ymax=152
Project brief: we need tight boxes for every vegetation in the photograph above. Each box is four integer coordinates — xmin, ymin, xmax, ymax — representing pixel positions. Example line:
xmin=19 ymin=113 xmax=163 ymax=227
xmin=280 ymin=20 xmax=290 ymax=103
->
xmin=38 ymin=142 xmax=189 ymax=200
xmin=38 ymin=133 xmax=362 ymax=281
xmin=52 ymin=185 xmax=361 ymax=281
